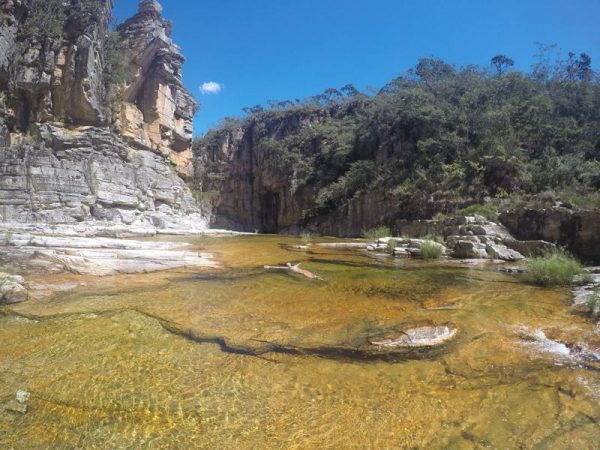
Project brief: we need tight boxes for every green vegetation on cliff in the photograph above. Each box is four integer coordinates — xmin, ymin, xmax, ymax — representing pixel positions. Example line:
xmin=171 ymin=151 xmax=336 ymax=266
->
xmin=194 ymin=47 xmax=599 ymax=223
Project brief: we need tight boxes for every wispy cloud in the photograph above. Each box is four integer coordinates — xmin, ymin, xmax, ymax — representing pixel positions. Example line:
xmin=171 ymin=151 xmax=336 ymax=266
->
xmin=200 ymin=81 xmax=224 ymax=95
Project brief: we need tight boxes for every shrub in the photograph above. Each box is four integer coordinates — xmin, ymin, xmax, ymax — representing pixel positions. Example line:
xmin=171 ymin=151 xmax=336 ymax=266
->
xmin=362 ymin=226 xmax=391 ymax=241
xmin=387 ymin=238 xmax=398 ymax=254
xmin=526 ymin=249 xmax=586 ymax=287
xmin=459 ymin=204 xmax=499 ymax=221
xmin=23 ymin=0 xmax=65 ymax=43
xmin=103 ymin=32 xmax=131 ymax=89
xmin=421 ymin=240 xmax=444 ymax=259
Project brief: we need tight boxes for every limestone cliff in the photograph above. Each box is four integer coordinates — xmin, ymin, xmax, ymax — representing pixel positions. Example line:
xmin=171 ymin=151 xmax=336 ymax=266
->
xmin=0 ymin=0 xmax=202 ymax=227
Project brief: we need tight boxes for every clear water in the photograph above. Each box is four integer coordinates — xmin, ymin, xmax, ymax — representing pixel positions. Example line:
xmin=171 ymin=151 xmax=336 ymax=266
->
xmin=1 ymin=235 xmax=599 ymax=449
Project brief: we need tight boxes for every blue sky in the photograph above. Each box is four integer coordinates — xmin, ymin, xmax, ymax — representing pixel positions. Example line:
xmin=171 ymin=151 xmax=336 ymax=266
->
xmin=113 ymin=0 xmax=600 ymax=135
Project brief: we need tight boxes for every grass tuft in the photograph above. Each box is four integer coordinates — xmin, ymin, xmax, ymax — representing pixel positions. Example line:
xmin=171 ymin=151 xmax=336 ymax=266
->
xmin=526 ymin=249 xmax=586 ymax=287
xmin=587 ymin=290 xmax=600 ymax=318
xmin=362 ymin=226 xmax=391 ymax=241
xmin=421 ymin=240 xmax=444 ymax=259
xmin=387 ymin=238 xmax=398 ymax=255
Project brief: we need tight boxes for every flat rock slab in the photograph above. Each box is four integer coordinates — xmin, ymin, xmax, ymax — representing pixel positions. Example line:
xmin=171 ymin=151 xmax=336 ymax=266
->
xmin=1 ymin=232 xmax=218 ymax=276
xmin=317 ymin=242 xmax=369 ymax=249
xmin=370 ymin=325 xmax=458 ymax=348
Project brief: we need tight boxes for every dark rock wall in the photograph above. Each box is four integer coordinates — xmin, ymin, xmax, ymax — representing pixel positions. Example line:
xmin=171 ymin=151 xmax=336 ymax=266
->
xmin=500 ymin=208 xmax=600 ymax=263
xmin=196 ymin=112 xmax=466 ymax=236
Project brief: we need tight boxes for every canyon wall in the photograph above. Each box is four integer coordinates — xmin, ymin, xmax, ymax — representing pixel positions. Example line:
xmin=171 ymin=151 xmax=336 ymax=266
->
xmin=0 ymin=0 xmax=201 ymax=227
xmin=196 ymin=107 xmax=600 ymax=262
xmin=195 ymin=108 xmax=468 ymax=235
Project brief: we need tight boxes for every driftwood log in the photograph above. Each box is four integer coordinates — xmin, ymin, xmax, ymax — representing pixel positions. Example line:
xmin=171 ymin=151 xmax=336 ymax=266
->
xmin=264 ymin=263 xmax=324 ymax=280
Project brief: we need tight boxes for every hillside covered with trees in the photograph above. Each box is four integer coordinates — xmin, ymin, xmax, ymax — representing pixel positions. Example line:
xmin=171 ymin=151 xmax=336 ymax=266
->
xmin=194 ymin=46 xmax=599 ymax=233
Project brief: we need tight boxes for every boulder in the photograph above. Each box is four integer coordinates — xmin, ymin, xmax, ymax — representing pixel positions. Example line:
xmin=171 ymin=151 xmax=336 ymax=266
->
xmin=452 ymin=240 xmax=489 ymax=259
xmin=485 ymin=243 xmax=524 ymax=261
xmin=0 ymin=272 xmax=27 ymax=304
xmin=571 ymin=274 xmax=600 ymax=314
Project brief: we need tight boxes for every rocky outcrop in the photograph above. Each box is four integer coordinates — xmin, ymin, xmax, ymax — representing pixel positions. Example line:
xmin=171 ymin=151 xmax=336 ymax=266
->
xmin=0 ymin=0 xmax=113 ymax=134
xmin=0 ymin=0 xmax=201 ymax=226
xmin=115 ymin=0 xmax=198 ymax=179
xmin=500 ymin=207 xmax=600 ymax=263
xmin=364 ymin=215 xmax=531 ymax=261
xmin=0 ymin=124 xmax=200 ymax=225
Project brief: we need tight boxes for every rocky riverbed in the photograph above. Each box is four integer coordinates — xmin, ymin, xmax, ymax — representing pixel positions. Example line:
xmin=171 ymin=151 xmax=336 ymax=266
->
xmin=1 ymin=234 xmax=599 ymax=448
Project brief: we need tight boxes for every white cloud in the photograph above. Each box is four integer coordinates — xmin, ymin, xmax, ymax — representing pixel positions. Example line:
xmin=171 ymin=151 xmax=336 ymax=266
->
xmin=200 ymin=81 xmax=223 ymax=95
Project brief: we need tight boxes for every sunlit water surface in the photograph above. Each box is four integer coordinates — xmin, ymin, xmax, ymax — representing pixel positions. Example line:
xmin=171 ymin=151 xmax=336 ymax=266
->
xmin=1 ymin=235 xmax=599 ymax=449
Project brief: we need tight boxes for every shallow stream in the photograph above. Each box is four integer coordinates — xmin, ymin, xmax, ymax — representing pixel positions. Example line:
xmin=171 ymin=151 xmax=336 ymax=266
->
xmin=1 ymin=235 xmax=599 ymax=448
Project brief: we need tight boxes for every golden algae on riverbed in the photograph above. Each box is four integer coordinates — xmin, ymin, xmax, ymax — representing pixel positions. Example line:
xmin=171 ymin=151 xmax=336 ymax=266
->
xmin=1 ymin=235 xmax=600 ymax=448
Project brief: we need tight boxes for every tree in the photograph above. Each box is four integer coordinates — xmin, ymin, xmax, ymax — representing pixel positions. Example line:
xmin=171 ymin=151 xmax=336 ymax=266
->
xmin=341 ymin=84 xmax=360 ymax=97
xmin=23 ymin=0 xmax=66 ymax=44
xmin=531 ymin=43 xmax=561 ymax=81
xmin=323 ymin=88 xmax=342 ymax=103
xmin=415 ymin=58 xmax=455 ymax=89
xmin=491 ymin=55 xmax=514 ymax=76
xmin=566 ymin=52 xmax=593 ymax=82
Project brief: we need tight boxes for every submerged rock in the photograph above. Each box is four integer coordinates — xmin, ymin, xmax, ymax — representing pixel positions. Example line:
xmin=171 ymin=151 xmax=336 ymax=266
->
xmin=2 ymin=390 xmax=30 ymax=415
xmin=15 ymin=390 xmax=30 ymax=404
xmin=370 ymin=325 xmax=458 ymax=348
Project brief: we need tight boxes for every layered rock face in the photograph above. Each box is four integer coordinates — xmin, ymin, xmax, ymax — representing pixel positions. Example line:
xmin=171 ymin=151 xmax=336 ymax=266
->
xmin=0 ymin=0 xmax=112 ymax=134
xmin=115 ymin=0 xmax=197 ymax=179
xmin=500 ymin=207 xmax=600 ymax=263
xmin=0 ymin=124 xmax=197 ymax=224
xmin=0 ymin=0 xmax=201 ymax=227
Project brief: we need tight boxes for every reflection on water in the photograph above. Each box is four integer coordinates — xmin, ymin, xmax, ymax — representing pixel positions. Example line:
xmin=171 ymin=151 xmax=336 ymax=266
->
xmin=1 ymin=235 xmax=599 ymax=448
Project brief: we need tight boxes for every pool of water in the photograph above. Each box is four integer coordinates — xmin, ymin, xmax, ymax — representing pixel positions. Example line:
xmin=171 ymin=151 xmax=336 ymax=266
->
xmin=1 ymin=235 xmax=599 ymax=448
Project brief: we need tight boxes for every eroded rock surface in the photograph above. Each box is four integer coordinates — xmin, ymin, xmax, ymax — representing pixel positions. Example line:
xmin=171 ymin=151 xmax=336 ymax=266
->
xmin=115 ymin=0 xmax=198 ymax=179
xmin=0 ymin=0 xmax=201 ymax=225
